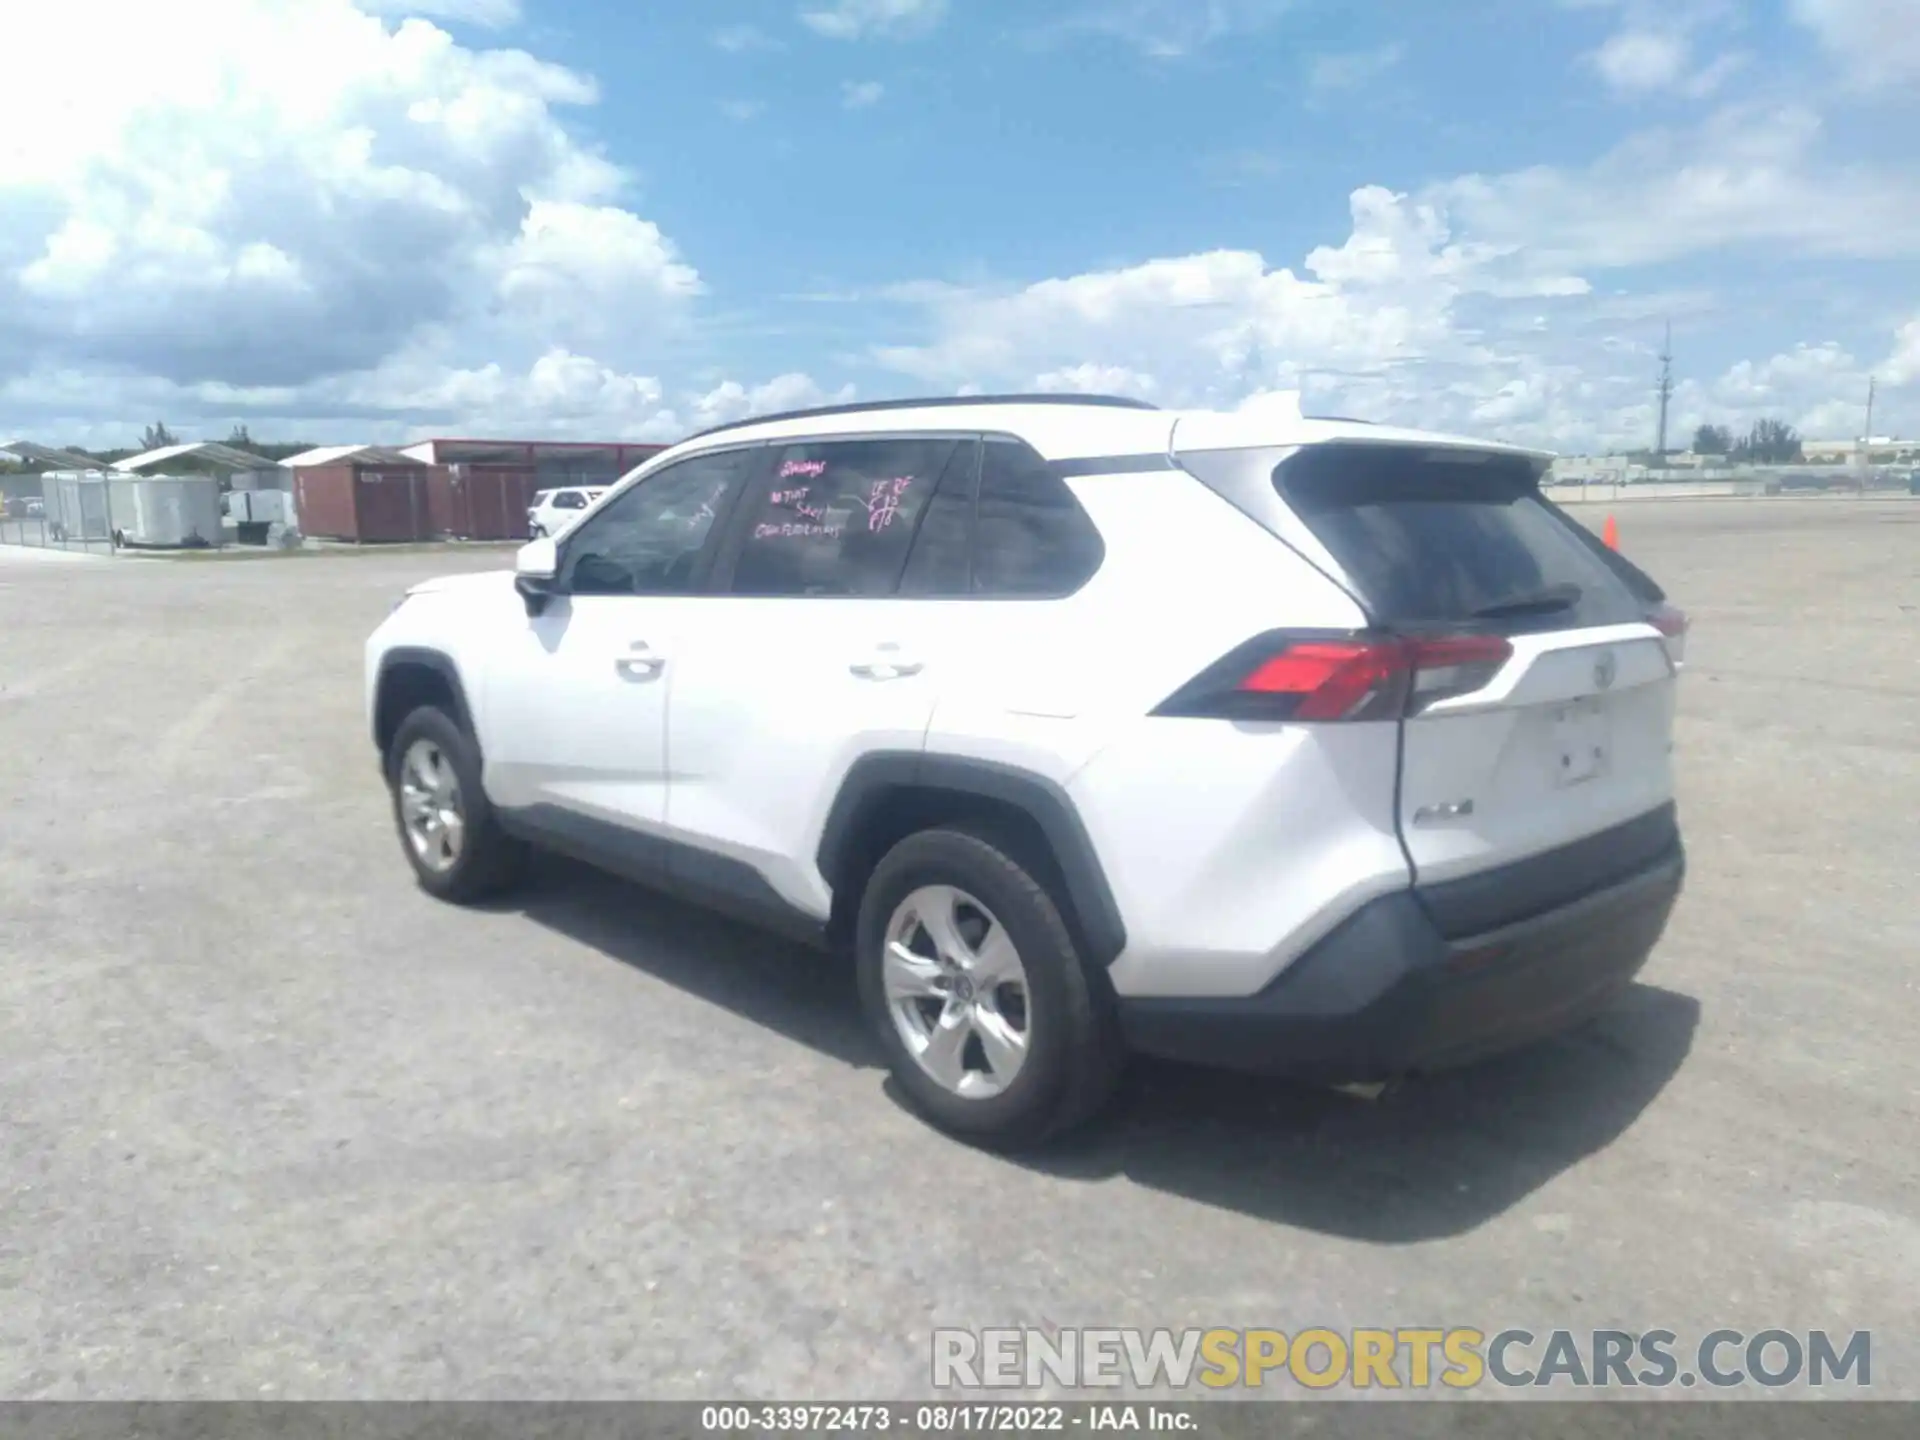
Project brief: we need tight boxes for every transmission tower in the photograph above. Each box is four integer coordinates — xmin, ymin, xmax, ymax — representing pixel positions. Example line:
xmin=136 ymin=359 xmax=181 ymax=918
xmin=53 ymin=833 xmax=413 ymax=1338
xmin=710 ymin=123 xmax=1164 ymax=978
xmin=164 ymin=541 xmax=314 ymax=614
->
xmin=1654 ymin=320 xmax=1674 ymax=463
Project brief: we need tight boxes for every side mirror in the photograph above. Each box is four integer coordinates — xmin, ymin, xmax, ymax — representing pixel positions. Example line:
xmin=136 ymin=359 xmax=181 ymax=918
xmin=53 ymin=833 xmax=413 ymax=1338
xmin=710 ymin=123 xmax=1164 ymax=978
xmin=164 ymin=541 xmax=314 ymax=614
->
xmin=514 ymin=536 xmax=560 ymax=615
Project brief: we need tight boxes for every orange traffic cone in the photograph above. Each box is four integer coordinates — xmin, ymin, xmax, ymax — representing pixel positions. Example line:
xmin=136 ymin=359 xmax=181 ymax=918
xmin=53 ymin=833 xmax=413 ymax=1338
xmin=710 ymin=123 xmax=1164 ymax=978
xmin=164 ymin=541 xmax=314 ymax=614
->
xmin=1602 ymin=514 xmax=1619 ymax=550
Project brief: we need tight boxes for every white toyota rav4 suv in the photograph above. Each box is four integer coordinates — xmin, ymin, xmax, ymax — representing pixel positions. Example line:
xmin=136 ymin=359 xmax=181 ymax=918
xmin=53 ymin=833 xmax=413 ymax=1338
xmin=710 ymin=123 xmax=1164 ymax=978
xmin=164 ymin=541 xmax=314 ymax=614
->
xmin=366 ymin=394 xmax=1688 ymax=1148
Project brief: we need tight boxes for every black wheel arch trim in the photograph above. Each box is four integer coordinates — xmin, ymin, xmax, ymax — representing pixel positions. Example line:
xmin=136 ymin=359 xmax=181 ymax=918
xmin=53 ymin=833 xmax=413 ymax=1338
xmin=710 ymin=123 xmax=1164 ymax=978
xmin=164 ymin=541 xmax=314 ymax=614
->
xmin=817 ymin=751 xmax=1128 ymax=968
xmin=373 ymin=646 xmax=475 ymax=750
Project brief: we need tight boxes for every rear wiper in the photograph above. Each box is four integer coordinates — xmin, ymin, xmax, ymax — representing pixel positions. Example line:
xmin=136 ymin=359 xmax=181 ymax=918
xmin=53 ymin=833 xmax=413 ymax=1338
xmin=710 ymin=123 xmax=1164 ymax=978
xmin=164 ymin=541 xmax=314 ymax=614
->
xmin=1470 ymin=584 xmax=1582 ymax=620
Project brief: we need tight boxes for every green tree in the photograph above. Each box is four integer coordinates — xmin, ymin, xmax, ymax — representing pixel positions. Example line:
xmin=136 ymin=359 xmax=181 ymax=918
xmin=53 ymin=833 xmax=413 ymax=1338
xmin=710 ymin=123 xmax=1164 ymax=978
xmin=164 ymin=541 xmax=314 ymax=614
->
xmin=1732 ymin=419 xmax=1804 ymax=465
xmin=1692 ymin=423 xmax=1733 ymax=456
xmin=140 ymin=421 xmax=178 ymax=450
xmin=226 ymin=424 xmax=255 ymax=450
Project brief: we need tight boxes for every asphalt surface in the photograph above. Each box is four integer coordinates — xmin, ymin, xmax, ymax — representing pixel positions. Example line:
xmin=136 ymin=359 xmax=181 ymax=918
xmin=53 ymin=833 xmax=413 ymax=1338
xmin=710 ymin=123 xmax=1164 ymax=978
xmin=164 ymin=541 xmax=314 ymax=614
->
xmin=2 ymin=500 xmax=1916 ymax=1401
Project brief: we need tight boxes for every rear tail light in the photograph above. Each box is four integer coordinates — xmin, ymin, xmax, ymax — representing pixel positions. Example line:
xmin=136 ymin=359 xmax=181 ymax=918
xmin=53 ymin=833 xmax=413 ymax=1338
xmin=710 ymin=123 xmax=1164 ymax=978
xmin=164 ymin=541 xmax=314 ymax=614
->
xmin=1402 ymin=634 xmax=1514 ymax=711
xmin=1153 ymin=631 xmax=1513 ymax=723
xmin=1648 ymin=602 xmax=1689 ymax=668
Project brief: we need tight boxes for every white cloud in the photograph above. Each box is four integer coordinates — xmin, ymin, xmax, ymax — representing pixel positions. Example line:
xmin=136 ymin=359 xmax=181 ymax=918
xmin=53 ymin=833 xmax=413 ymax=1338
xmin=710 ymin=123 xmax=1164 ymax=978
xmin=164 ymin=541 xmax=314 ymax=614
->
xmin=1883 ymin=319 xmax=1920 ymax=388
xmin=1308 ymin=43 xmax=1405 ymax=96
xmin=1579 ymin=0 xmax=1747 ymax=99
xmin=1032 ymin=363 xmax=1158 ymax=398
xmin=360 ymin=0 xmax=521 ymax=26
xmin=1592 ymin=29 xmax=1690 ymax=90
xmin=682 ymin=372 xmax=858 ymax=430
xmin=800 ymin=0 xmax=947 ymax=41
xmin=1428 ymin=105 xmax=1920 ymax=269
xmin=0 ymin=348 xmax=855 ymax=448
xmin=720 ymin=99 xmax=767 ymax=121
xmin=713 ymin=23 xmax=782 ymax=51
xmin=493 ymin=202 xmax=702 ymax=338
xmin=874 ymin=104 xmax=1920 ymax=450
xmin=1033 ymin=0 xmax=1297 ymax=57
xmin=1789 ymin=0 xmax=1920 ymax=90
xmin=841 ymin=80 xmax=886 ymax=108
xmin=0 ymin=0 xmax=696 ymax=409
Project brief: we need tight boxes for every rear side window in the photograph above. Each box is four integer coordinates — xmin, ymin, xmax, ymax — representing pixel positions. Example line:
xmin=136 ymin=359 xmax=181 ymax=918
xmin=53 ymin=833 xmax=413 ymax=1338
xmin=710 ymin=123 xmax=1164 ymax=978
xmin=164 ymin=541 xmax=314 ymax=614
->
xmin=726 ymin=438 xmax=960 ymax=597
xmin=970 ymin=440 xmax=1105 ymax=597
xmin=1275 ymin=445 xmax=1644 ymax=632
xmin=892 ymin=438 xmax=1106 ymax=598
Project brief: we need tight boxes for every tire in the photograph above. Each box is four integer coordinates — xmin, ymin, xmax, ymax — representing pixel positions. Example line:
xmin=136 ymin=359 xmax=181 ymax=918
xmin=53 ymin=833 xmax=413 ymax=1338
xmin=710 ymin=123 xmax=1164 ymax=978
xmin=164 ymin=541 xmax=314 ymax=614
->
xmin=855 ymin=826 xmax=1124 ymax=1150
xmin=385 ymin=705 xmax=525 ymax=904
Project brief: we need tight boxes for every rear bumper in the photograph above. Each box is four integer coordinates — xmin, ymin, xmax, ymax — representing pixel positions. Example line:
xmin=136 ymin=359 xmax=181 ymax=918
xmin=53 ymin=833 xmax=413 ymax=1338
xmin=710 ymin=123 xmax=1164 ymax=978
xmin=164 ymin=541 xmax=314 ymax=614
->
xmin=1116 ymin=820 xmax=1685 ymax=1081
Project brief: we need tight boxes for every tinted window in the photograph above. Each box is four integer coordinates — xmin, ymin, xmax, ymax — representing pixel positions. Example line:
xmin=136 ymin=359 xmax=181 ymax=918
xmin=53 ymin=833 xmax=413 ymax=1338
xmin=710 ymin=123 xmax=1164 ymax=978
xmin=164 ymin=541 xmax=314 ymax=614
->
xmin=1275 ymin=445 xmax=1643 ymax=632
xmin=897 ymin=442 xmax=979 ymax=597
xmin=970 ymin=441 xmax=1104 ymax=597
xmin=553 ymin=491 xmax=587 ymax=510
xmin=727 ymin=438 xmax=958 ymax=597
xmin=562 ymin=450 xmax=753 ymax=596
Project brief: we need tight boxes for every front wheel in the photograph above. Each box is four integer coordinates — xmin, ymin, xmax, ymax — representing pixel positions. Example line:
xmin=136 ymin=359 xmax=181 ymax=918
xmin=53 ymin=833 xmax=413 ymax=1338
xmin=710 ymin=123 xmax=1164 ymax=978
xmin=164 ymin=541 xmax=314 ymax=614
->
xmin=385 ymin=706 xmax=525 ymax=903
xmin=855 ymin=827 xmax=1124 ymax=1150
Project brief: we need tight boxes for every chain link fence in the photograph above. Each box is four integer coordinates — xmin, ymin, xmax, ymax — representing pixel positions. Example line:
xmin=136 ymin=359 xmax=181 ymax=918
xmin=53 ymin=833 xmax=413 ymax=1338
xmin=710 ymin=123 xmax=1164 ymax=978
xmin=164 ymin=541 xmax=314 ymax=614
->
xmin=1 ymin=475 xmax=118 ymax=554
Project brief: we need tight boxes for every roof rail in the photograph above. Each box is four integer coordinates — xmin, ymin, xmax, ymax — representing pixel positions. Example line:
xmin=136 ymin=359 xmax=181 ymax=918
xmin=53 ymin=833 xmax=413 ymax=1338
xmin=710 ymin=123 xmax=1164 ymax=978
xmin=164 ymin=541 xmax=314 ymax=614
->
xmin=683 ymin=392 xmax=1160 ymax=443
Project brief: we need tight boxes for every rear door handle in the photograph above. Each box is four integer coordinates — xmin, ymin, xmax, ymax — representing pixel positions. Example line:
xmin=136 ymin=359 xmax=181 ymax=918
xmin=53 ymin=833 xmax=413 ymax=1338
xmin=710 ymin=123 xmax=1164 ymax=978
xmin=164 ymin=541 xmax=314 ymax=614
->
xmin=614 ymin=641 xmax=665 ymax=681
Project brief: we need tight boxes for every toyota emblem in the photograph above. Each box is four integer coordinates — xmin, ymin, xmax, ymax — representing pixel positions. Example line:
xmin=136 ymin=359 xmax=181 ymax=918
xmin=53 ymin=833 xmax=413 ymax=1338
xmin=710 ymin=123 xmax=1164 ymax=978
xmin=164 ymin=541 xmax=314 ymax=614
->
xmin=1593 ymin=651 xmax=1617 ymax=690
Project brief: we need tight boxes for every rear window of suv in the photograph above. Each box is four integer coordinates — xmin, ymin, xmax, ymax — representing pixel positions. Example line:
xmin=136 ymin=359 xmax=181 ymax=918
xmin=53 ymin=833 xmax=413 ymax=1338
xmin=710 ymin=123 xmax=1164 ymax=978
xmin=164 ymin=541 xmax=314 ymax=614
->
xmin=1274 ymin=444 xmax=1649 ymax=633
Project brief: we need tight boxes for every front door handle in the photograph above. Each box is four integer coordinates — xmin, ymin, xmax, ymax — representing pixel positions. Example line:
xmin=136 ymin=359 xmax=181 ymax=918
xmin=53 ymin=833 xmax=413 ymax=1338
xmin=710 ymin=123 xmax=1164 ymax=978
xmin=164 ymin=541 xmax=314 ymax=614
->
xmin=614 ymin=642 xmax=665 ymax=682
xmin=850 ymin=644 xmax=923 ymax=681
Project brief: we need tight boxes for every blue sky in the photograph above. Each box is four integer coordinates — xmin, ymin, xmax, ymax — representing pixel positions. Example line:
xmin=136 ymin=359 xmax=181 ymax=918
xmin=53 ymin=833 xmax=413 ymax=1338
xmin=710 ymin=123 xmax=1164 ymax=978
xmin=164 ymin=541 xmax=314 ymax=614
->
xmin=2 ymin=0 xmax=1917 ymax=450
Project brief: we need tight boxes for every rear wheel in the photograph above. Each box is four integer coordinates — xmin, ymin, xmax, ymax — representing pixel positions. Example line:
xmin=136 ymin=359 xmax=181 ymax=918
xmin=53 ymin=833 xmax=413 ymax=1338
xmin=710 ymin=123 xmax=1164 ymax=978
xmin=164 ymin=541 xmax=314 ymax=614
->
xmin=855 ymin=827 xmax=1123 ymax=1149
xmin=385 ymin=706 xmax=525 ymax=903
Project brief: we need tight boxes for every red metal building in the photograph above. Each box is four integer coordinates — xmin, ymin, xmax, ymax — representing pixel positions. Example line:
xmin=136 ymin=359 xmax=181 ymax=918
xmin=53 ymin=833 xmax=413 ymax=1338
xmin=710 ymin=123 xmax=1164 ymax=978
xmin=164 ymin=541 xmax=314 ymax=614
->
xmin=402 ymin=439 xmax=670 ymax=541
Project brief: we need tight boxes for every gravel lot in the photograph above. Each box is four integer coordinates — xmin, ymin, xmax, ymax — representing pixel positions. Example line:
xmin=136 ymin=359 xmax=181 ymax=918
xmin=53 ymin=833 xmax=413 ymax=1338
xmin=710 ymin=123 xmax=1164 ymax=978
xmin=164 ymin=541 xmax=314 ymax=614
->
xmin=2 ymin=499 xmax=1916 ymax=1401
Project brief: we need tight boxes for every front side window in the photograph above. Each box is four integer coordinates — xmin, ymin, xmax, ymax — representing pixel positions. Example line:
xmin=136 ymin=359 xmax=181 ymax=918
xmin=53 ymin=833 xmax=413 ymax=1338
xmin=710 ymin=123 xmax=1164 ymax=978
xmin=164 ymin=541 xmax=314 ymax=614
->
xmin=726 ymin=438 xmax=961 ymax=597
xmin=561 ymin=450 xmax=755 ymax=597
xmin=553 ymin=491 xmax=587 ymax=510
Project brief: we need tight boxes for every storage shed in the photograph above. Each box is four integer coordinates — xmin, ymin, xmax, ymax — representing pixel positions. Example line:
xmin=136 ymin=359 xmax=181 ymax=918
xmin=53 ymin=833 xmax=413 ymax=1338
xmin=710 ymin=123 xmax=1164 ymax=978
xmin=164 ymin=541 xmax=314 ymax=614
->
xmin=285 ymin=446 xmax=434 ymax=542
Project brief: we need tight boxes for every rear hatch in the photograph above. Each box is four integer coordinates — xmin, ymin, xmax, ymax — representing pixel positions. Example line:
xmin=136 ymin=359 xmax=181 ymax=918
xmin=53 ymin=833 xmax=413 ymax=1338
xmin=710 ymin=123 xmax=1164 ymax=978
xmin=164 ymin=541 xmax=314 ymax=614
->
xmin=1171 ymin=431 xmax=1687 ymax=912
xmin=1274 ymin=442 xmax=1682 ymax=893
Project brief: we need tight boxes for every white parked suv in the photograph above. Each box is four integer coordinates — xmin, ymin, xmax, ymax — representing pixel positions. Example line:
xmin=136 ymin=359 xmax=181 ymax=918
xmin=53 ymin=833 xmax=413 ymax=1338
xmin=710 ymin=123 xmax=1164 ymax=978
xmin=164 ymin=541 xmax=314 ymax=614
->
xmin=526 ymin=485 xmax=606 ymax=539
xmin=366 ymin=394 xmax=1689 ymax=1147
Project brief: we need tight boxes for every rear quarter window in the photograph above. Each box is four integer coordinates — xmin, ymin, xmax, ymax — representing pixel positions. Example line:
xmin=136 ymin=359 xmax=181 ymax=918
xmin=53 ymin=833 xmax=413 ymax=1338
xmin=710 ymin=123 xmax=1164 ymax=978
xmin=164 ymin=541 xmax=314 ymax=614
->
xmin=1275 ymin=444 xmax=1647 ymax=633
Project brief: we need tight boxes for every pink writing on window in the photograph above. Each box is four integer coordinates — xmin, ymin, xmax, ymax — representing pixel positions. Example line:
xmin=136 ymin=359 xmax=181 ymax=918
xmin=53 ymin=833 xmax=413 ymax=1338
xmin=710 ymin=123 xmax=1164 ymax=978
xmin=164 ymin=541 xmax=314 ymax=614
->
xmin=753 ymin=520 xmax=845 ymax=540
xmin=779 ymin=459 xmax=827 ymax=479
xmin=771 ymin=487 xmax=810 ymax=505
xmin=866 ymin=476 xmax=912 ymax=532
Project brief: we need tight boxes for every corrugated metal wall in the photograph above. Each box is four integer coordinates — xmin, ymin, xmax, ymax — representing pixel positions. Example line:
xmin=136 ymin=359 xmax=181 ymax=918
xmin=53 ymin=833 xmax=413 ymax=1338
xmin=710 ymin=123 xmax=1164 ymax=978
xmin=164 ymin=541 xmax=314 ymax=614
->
xmin=426 ymin=465 xmax=543 ymax=540
xmin=293 ymin=464 xmax=433 ymax=541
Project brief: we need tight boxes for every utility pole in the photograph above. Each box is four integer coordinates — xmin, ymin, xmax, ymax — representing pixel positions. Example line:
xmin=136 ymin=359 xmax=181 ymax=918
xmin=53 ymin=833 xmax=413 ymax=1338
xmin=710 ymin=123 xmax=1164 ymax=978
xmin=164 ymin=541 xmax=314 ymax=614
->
xmin=1654 ymin=320 xmax=1675 ymax=466
xmin=1864 ymin=375 xmax=1876 ymax=448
